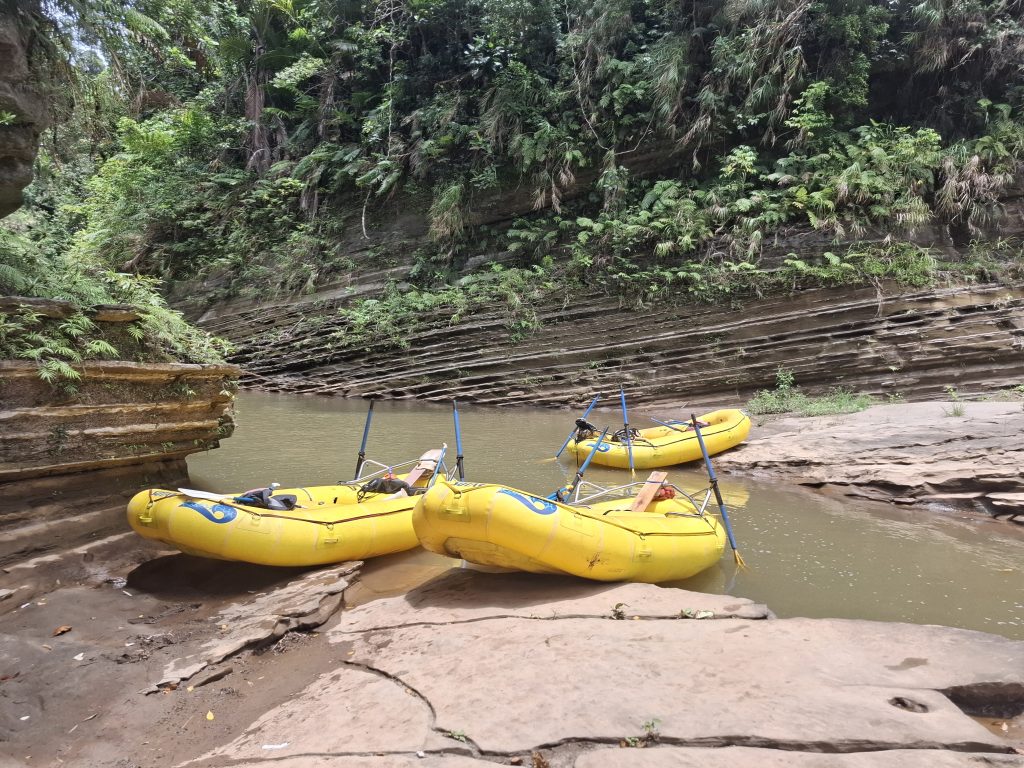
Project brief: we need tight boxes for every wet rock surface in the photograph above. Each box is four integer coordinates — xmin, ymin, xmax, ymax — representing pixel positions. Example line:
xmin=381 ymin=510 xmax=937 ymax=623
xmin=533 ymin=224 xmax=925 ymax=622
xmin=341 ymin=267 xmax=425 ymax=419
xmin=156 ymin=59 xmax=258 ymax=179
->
xmin=153 ymin=561 xmax=360 ymax=690
xmin=0 ymin=549 xmax=361 ymax=767
xmin=716 ymin=401 xmax=1024 ymax=516
xmin=0 ymin=557 xmax=1020 ymax=767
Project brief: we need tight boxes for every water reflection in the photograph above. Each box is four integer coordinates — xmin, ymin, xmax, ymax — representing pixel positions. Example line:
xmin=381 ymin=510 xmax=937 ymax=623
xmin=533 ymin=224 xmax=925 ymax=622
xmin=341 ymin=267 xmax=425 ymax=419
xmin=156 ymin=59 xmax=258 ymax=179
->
xmin=188 ymin=392 xmax=1024 ymax=639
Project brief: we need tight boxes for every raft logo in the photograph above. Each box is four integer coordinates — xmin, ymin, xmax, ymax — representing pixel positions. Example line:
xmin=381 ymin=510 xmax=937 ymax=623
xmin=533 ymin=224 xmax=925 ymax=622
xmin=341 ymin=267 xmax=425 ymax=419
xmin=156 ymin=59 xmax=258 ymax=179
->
xmin=497 ymin=489 xmax=558 ymax=515
xmin=179 ymin=501 xmax=238 ymax=524
xmin=584 ymin=441 xmax=611 ymax=452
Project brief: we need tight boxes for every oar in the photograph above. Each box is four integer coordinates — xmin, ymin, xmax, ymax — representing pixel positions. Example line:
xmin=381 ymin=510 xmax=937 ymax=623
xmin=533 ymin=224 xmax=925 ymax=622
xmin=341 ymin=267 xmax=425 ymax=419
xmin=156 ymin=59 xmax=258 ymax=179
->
xmin=651 ymin=417 xmax=689 ymax=434
xmin=354 ymin=399 xmax=375 ymax=479
xmin=690 ymin=413 xmax=746 ymax=568
xmin=177 ymin=488 xmax=231 ymax=502
xmin=429 ymin=443 xmax=448 ymax=486
xmin=452 ymin=400 xmax=466 ymax=481
xmin=619 ymin=386 xmax=635 ymax=477
xmin=552 ymin=393 xmax=601 ymax=460
xmin=549 ymin=428 xmax=608 ymax=501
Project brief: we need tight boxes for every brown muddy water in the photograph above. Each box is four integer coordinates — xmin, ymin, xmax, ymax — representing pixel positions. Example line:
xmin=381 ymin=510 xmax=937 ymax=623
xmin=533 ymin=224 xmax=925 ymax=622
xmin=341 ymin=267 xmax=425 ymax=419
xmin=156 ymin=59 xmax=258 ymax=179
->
xmin=189 ymin=392 xmax=1024 ymax=640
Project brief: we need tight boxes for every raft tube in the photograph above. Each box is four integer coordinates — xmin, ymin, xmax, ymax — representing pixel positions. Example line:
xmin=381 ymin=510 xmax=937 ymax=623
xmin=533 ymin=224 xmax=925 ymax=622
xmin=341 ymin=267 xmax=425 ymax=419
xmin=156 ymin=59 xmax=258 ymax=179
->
xmin=568 ymin=408 xmax=751 ymax=470
xmin=413 ymin=478 xmax=726 ymax=583
xmin=127 ymin=478 xmax=425 ymax=567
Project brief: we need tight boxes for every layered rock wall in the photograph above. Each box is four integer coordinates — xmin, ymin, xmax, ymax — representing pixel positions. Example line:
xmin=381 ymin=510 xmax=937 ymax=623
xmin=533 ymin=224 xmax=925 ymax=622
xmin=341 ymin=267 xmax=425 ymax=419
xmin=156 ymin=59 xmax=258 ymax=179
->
xmin=201 ymin=281 xmax=1024 ymax=408
xmin=0 ymin=298 xmax=239 ymax=564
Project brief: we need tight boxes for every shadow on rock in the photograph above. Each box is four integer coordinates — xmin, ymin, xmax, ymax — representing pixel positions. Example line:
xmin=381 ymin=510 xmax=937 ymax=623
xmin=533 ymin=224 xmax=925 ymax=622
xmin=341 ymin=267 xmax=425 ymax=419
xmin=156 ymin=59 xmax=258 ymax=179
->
xmin=402 ymin=567 xmax=625 ymax=611
xmin=126 ymin=554 xmax=312 ymax=601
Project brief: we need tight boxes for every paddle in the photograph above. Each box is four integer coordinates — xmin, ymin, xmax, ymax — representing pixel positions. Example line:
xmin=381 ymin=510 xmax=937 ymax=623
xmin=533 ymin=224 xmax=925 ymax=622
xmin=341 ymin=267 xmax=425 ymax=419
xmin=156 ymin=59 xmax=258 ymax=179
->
xmin=553 ymin=393 xmax=601 ymax=460
xmin=651 ymin=417 xmax=688 ymax=433
xmin=549 ymin=427 xmax=608 ymax=502
xmin=354 ymin=399 xmax=375 ymax=479
xmin=429 ymin=443 xmax=449 ymax=486
xmin=619 ymin=386 xmax=635 ymax=477
xmin=690 ymin=414 xmax=746 ymax=568
xmin=176 ymin=488 xmax=230 ymax=502
xmin=453 ymin=400 xmax=466 ymax=481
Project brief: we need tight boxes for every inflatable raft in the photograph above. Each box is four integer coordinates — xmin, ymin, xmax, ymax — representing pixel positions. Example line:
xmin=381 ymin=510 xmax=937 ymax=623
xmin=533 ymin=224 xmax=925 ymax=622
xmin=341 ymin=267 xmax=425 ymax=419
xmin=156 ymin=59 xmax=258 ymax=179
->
xmin=126 ymin=450 xmax=445 ymax=567
xmin=568 ymin=408 xmax=750 ymax=470
xmin=413 ymin=475 xmax=727 ymax=582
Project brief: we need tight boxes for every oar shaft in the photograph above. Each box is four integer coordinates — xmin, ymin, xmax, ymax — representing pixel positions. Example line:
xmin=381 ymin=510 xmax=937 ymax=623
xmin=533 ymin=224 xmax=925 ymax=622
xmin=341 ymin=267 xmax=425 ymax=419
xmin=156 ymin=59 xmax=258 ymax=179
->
xmin=555 ymin=394 xmax=600 ymax=459
xmin=430 ymin=444 xmax=448 ymax=485
xmin=651 ymin=417 xmax=687 ymax=434
xmin=691 ymin=413 xmax=739 ymax=553
xmin=619 ymin=387 xmax=635 ymax=475
xmin=575 ymin=428 xmax=608 ymax=481
xmin=453 ymin=400 xmax=465 ymax=481
xmin=552 ymin=428 xmax=609 ymax=501
xmin=354 ymin=400 xmax=375 ymax=479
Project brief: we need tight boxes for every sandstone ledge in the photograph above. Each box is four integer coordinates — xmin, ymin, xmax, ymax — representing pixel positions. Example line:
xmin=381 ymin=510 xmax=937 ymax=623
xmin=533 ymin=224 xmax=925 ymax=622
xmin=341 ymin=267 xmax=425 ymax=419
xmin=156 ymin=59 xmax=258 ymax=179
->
xmin=202 ymin=281 xmax=1024 ymax=409
xmin=0 ymin=359 xmax=239 ymax=564
xmin=0 ymin=359 xmax=239 ymax=481
xmin=714 ymin=401 xmax=1024 ymax=516
xmin=184 ymin=569 xmax=1024 ymax=767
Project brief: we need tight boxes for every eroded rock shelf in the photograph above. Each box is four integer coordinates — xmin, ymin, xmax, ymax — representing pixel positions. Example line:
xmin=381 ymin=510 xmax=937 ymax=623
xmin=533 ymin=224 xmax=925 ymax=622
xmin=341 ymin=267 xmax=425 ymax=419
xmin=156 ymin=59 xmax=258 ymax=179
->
xmin=0 ymin=358 xmax=239 ymax=564
xmin=203 ymin=281 xmax=1024 ymax=408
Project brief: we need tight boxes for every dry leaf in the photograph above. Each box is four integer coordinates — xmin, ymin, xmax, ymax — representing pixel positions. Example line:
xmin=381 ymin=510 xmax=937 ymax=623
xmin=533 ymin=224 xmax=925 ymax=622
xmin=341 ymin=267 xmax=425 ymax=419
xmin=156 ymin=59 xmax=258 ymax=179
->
xmin=52 ymin=625 xmax=72 ymax=637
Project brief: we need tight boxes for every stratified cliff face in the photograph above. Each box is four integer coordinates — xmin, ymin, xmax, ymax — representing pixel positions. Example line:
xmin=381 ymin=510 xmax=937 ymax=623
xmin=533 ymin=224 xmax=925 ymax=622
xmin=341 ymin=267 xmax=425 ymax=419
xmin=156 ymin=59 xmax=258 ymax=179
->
xmin=0 ymin=2 xmax=47 ymax=218
xmin=199 ymin=280 xmax=1024 ymax=408
xmin=177 ymin=180 xmax=1024 ymax=409
xmin=0 ymin=298 xmax=239 ymax=565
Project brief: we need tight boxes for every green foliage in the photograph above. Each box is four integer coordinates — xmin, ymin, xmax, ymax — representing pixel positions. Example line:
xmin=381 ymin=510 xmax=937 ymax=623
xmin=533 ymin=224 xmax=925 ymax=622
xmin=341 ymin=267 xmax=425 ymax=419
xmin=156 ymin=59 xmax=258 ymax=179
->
xmin=942 ymin=385 xmax=966 ymax=417
xmin=747 ymin=367 xmax=874 ymax=416
xmin=11 ymin=0 xmax=1024 ymax=324
xmin=330 ymin=264 xmax=552 ymax=350
xmin=0 ymin=216 xmax=230 ymax=378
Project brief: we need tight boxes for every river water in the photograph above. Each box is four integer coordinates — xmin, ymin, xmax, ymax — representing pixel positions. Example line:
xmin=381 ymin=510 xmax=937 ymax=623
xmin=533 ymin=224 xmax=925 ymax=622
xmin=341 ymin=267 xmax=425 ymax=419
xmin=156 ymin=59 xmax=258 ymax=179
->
xmin=189 ymin=392 xmax=1024 ymax=639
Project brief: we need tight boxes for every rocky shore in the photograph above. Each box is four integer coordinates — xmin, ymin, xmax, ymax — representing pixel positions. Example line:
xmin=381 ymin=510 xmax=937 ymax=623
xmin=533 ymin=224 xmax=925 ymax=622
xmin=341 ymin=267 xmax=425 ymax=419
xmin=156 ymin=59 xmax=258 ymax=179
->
xmin=713 ymin=401 xmax=1024 ymax=519
xmin=1 ymin=399 xmax=1022 ymax=767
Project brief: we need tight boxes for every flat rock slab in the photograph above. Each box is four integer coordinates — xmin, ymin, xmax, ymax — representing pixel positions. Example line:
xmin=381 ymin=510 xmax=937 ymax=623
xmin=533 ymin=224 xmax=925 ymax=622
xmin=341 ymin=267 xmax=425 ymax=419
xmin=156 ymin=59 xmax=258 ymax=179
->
xmin=202 ymin=758 xmax=493 ymax=768
xmin=188 ymin=663 xmax=456 ymax=764
xmin=335 ymin=569 xmax=770 ymax=633
xmin=334 ymin=616 xmax=1022 ymax=754
xmin=186 ymin=571 xmax=1022 ymax=765
xmin=576 ymin=747 xmax=1024 ymax=767
xmin=156 ymin=561 xmax=360 ymax=688
xmin=182 ymin=752 xmax=1024 ymax=768
xmin=717 ymin=402 xmax=1024 ymax=510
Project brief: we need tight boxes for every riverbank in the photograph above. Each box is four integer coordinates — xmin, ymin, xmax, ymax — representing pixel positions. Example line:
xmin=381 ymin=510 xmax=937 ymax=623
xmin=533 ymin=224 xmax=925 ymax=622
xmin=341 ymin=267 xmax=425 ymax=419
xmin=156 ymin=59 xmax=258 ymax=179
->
xmin=2 ymin=397 xmax=1022 ymax=767
xmin=1 ymin=556 xmax=1021 ymax=767
xmin=709 ymin=400 xmax=1024 ymax=518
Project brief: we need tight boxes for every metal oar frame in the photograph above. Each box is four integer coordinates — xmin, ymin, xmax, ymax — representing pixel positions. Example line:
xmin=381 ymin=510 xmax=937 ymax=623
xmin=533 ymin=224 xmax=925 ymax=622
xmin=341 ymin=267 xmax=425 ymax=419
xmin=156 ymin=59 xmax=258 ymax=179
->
xmin=346 ymin=455 xmax=456 ymax=484
xmin=570 ymin=479 xmax=715 ymax=517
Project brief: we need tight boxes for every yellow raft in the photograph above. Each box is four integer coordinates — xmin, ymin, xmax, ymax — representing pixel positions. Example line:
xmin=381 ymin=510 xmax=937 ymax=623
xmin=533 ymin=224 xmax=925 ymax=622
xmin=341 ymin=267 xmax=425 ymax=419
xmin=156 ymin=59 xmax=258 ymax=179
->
xmin=568 ymin=408 xmax=751 ymax=470
xmin=412 ymin=475 xmax=727 ymax=582
xmin=126 ymin=451 xmax=445 ymax=567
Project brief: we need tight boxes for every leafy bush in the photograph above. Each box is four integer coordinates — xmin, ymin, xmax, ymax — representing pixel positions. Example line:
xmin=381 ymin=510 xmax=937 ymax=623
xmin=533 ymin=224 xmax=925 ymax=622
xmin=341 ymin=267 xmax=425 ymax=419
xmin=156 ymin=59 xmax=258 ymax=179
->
xmin=747 ymin=367 xmax=874 ymax=416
